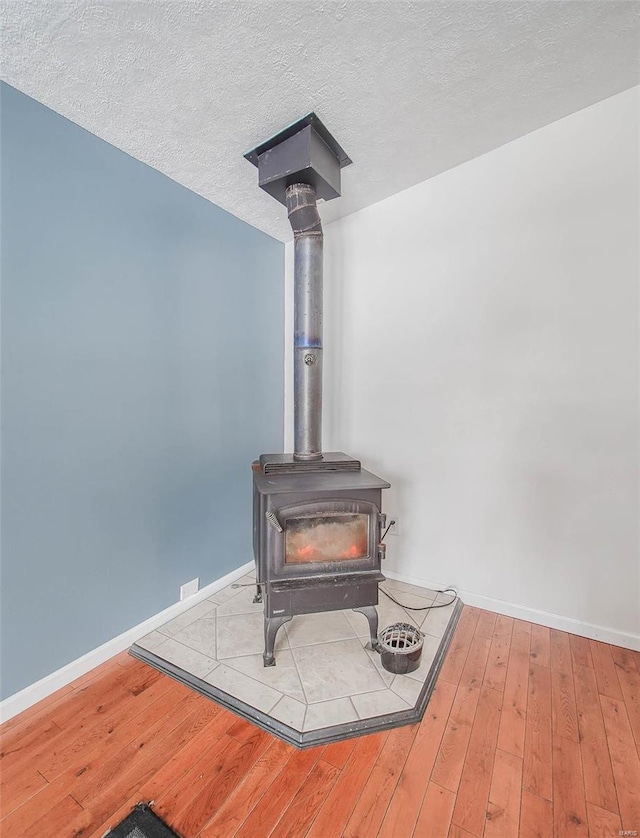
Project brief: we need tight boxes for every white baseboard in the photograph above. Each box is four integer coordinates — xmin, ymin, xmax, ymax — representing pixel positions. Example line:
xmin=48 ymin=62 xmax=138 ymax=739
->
xmin=0 ymin=561 xmax=253 ymax=724
xmin=384 ymin=569 xmax=640 ymax=652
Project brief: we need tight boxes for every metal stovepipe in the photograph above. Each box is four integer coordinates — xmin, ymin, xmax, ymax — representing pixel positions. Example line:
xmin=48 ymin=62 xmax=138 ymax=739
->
xmin=286 ymin=183 xmax=323 ymax=461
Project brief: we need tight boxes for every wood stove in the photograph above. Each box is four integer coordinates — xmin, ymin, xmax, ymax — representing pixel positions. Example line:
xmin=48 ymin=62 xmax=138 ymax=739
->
xmin=252 ymin=453 xmax=389 ymax=665
xmin=246 ymin=115 xmax=390 ymax=666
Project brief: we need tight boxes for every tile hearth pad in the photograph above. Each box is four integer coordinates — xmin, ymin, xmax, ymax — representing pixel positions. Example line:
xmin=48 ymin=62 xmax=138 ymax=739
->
xmin=131 ymin=572 xmax=462 ymax=747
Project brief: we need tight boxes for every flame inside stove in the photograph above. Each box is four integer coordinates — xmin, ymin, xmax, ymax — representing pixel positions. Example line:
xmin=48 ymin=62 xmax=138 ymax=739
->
xmin=296 ymin=542 xmax=362 ymax=560
xmin=286 ymin=514 xmax=369 ymax=564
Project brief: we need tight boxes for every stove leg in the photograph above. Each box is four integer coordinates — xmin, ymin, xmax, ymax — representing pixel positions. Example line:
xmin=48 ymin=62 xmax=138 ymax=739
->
xmin=263 ymin=615 xmax=291 ymax=667
xmin=253 ymin=584 xmax=262 ymax=604
xmin=353 ymin=606 xmax=380 ymax=651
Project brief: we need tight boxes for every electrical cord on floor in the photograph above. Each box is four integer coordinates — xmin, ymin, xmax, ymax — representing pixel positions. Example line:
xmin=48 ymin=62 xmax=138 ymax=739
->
xmin=379 ymin=585 xmax=458 ymax=611
xmin=378 ymin=585 xmax=458 ymax=631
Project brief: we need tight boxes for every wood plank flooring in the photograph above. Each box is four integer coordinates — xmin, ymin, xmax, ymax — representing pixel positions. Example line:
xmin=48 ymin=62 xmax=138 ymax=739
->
xmin=1 ymin=605 xmax=638 ymax=837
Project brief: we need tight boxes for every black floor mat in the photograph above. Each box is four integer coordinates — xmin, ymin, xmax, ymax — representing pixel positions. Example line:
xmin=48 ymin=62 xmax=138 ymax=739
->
xmin=104 ymin=803 xmax=180 ymax=838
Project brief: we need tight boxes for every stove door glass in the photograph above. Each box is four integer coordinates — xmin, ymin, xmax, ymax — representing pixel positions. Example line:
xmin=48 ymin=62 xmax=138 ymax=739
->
xmin=285 ymin=513 xmax=369 ymax=564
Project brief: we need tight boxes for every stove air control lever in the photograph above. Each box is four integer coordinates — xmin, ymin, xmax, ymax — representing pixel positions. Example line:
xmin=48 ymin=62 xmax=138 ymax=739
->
xmin=378 ymin=513 xmax=387 ymax=540
xmin=265 ymin=510 xmax=284 ymax=533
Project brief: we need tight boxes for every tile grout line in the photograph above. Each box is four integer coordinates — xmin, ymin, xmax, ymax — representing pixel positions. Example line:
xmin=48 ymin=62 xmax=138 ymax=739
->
xmin=288 ymin=642 xmax=312 ymax=710
xmin=346 ymin=695 xmax=360 ymax=722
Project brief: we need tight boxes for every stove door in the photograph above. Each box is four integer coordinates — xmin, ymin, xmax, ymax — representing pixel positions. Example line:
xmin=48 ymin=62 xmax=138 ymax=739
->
xmin=268 ymin=498 xmax=382 ymax=579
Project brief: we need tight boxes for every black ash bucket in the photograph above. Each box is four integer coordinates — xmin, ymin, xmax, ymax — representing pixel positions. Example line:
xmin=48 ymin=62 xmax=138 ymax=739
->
xmin=378 ymin=622 xmax=424 ymax=674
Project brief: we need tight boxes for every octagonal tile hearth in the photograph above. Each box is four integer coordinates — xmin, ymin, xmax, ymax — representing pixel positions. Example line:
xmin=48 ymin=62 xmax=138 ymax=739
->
xmin=131 ymin=572 xmax=462 ymax=748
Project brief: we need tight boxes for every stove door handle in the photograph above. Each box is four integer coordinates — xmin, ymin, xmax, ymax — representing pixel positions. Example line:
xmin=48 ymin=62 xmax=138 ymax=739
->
xmin=266 ymin=510 xmax=284 ymax=533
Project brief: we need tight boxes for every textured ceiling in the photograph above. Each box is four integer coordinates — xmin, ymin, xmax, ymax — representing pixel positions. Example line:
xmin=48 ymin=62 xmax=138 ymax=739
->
xmin=2 ymin=1 xmax=639 ymax=241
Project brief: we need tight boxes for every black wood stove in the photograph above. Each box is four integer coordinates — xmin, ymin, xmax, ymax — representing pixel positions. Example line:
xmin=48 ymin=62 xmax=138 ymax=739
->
xmin=246 ymin=115 xmax=390 ymax=665
xmin=252 ymin=453 xmax=389 ymax=665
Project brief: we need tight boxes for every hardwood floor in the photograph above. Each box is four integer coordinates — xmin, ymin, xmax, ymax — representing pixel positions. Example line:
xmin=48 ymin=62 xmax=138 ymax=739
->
xmin=1 ymin=606 xmax=639 ymax=837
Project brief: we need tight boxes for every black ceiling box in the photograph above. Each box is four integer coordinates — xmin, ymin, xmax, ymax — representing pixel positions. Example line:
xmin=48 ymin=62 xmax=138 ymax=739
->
xmin=244 ymin=112 xmax=352 ymax=205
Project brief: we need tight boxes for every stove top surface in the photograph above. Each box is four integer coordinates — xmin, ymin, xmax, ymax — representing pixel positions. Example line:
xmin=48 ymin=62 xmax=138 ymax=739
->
xmin=252 ymin=458 xmax=390 ymax=495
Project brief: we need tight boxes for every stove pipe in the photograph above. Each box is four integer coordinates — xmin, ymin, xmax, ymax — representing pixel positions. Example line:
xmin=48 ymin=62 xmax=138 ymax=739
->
xmin=244 ymin=113 xmax=351 ymax=464
xmin=286 ymin=184 xmax=323 ymax=461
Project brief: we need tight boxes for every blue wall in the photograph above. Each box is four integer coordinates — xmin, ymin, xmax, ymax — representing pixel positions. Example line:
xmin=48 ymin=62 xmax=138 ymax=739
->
xmin=0 ymin=83 xmax=284 ymax=699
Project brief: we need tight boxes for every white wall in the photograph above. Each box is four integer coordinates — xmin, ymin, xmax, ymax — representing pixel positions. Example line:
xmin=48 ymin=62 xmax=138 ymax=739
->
xmin=286 ymin=87 xmax=639 ymax=646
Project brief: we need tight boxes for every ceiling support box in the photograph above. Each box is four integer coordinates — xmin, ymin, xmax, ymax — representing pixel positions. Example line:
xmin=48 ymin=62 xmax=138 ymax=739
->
xmin=244 ymin=112 xmax=352 ymax=205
